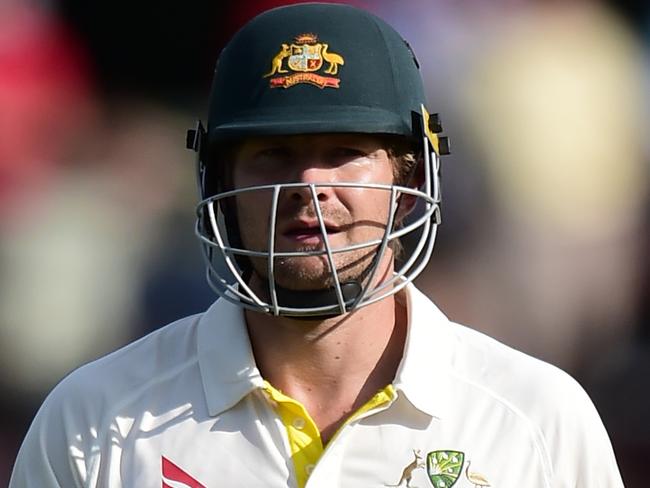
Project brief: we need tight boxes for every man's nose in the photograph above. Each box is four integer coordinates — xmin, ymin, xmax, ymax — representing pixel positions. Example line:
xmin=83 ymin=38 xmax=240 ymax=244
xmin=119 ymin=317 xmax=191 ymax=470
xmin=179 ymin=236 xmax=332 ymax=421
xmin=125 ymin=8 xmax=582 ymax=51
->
xmin=288 ymin=164 xmax=337 ymax=203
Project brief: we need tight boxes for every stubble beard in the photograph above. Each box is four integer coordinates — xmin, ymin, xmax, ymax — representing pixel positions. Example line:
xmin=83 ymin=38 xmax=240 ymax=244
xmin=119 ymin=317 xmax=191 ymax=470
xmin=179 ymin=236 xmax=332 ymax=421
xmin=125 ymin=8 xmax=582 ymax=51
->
xmin=267 ymin=243 xmax=379 ymax=291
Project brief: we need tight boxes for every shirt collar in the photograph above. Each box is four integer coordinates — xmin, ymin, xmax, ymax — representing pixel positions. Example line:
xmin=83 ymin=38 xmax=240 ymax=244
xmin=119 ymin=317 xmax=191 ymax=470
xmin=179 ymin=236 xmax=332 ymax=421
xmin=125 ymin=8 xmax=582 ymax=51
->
xmin=392 ymin=284 xmax=454 ymax=420
xmin=197 ymin=284 xmax=454 ymax=419
xmin=197 ymin=298 xmax=264 ymax=416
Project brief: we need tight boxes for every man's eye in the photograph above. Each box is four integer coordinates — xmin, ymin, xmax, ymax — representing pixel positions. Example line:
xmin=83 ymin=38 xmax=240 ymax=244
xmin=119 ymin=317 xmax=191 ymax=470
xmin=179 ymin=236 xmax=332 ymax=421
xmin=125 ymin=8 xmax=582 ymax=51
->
xmin=258 ymin=147 xmax=290 ymax=159
xmin=330 ymin=147 xmax=366 ymax=159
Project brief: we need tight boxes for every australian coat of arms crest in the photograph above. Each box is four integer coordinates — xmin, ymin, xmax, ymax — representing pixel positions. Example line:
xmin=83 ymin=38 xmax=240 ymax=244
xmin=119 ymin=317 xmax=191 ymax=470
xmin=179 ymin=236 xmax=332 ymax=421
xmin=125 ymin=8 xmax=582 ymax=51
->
xmin=263 ymin=33 xmax=344 ymax=89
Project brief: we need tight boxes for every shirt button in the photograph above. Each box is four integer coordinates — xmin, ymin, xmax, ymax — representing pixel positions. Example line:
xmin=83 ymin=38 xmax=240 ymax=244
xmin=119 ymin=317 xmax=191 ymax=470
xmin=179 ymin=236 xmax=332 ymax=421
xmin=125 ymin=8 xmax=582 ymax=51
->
xmin=292 ymin=417 xmax=306 ymax=429
xmin=305 ymin=464 xmax=315 ymax=475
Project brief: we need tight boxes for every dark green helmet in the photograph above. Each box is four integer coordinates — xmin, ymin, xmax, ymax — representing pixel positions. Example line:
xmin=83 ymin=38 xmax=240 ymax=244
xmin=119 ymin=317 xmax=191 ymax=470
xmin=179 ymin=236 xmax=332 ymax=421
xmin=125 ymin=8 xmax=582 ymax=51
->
xmin=207 ymin=3 xmax=428 ymax=143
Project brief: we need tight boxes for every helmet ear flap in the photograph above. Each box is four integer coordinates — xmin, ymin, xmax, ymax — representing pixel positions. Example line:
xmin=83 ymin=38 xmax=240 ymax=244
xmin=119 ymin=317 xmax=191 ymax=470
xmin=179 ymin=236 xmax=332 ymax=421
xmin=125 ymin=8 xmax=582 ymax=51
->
xmin=221 ymin=200 xmax=254 ymax=283
xmin=187 ymin=123 xmax=254 ymax=283
xmin=187 ymin=120 xmax=212 ymax=201
xmin=188 ymin=121 xmax=215 ymax=241
xmin=207 ymin=139 xmax=255 ymax=283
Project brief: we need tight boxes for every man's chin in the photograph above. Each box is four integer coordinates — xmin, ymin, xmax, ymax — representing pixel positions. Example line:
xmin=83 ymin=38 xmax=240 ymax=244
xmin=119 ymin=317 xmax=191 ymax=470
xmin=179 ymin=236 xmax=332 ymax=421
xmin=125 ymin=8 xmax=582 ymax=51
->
xmin=247 ymin=247 xmax=383 ymax=293
xmin=269 ymin=266 xmax=339 ymax=291
xmin=252 ymin=262 xmax=361 ymax=292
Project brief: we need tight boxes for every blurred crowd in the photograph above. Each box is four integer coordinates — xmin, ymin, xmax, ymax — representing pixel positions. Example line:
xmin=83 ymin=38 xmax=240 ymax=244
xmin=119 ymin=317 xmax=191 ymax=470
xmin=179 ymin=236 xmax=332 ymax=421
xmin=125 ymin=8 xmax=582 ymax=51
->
xmin=1 ymin=0 xmax=648 ymax=485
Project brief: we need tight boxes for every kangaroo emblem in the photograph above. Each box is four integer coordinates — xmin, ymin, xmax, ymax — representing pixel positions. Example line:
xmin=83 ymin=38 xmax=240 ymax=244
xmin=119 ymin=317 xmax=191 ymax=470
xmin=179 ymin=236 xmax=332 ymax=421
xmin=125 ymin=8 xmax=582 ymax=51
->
xmin=386 ymin=449 xmax=426 ymax=488
xmin=321 ymin=43 xmax=344 ymax=75
xmin=264 ymin=43 xmax=291 ymax=77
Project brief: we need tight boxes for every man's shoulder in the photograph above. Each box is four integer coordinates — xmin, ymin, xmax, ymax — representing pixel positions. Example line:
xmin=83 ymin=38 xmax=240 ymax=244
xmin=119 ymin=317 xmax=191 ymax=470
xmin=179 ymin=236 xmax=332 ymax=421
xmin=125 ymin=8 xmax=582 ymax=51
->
xmin=438 ymin=322 xmax=622 ymax=486
xmin=408 ymin=290 xmax=622 ymax=485
xmin=408 ymin=288 xmax=597 ymax=428
xmin=44 ymin=311 xmax=206 ymax=418
xmin=446 ymin=320 xmax=603 ymax=432
xmin=10 ymin=307 xmax=225 ymax=487
xmin=410 ymin=287 xmax=585 ymax=411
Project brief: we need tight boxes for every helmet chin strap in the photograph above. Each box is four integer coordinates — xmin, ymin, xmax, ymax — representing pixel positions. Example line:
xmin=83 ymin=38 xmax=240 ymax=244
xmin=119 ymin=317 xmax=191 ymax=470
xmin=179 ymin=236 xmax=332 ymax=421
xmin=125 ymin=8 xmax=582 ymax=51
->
xmin=273 ymin=281 xmax=363 ymax=319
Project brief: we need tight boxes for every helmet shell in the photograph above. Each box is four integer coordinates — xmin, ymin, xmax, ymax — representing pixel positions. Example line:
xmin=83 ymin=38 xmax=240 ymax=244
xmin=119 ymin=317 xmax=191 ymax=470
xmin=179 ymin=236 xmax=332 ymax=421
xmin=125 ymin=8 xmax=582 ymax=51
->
xmin=207 ymin=3 xmax=426 ymax=144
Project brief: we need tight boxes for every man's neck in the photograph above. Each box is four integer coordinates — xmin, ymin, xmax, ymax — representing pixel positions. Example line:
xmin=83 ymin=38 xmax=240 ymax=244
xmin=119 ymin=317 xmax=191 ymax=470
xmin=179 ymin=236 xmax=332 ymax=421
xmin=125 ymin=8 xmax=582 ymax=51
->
xmin=244 ymin=292 xmax=407 ymax=443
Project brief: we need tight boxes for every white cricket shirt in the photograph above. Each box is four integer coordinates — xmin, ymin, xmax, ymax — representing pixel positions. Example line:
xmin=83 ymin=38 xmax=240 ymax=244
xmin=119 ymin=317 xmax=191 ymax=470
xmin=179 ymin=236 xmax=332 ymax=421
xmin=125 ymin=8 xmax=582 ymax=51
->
xmin=10 ymin=284 xmax=624 ymax=487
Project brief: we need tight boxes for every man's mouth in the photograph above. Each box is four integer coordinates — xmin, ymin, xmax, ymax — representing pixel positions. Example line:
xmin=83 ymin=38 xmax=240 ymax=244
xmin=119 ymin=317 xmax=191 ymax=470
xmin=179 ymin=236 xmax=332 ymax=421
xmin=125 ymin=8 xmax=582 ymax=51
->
xmin=282 ymin=221 xmax=342 ymax=242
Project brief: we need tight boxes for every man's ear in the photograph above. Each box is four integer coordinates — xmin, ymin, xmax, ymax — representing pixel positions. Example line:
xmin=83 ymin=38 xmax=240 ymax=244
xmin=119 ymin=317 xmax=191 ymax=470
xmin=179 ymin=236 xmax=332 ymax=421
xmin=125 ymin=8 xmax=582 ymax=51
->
xmin=395 ymin=155 xmax=425 ymax=224
xmin=395 ymin=194 xmax=416 ymax=223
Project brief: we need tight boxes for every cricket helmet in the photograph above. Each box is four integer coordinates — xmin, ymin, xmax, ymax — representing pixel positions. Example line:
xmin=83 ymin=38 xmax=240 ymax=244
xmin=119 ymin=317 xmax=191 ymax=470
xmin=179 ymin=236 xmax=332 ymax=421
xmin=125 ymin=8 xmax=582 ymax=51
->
xmin=187 ymin=2 xmax=450 ymax=317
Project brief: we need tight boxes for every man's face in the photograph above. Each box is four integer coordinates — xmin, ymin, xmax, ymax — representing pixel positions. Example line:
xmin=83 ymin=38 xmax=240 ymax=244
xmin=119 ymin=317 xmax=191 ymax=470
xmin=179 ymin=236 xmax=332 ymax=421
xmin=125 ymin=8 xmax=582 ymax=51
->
xmin=231 ymin=133 xmax=396 ymax=291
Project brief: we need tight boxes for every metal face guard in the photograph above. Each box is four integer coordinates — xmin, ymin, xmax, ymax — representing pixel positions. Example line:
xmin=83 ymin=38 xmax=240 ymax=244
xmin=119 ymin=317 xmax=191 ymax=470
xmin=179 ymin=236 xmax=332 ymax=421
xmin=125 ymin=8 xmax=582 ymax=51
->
xmin=194 ymin=137 xmax=441 ymax=318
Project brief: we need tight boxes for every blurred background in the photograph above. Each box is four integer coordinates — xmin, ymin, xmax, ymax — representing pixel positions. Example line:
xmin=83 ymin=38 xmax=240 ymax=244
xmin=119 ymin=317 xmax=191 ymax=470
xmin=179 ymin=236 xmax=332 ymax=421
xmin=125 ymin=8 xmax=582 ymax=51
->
xmin=0 ymin=0 xmax=648 ymax=485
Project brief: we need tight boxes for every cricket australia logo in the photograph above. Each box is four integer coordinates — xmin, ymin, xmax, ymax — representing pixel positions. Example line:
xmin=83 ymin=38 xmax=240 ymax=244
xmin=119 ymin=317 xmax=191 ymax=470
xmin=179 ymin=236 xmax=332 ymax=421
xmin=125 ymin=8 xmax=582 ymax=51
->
xmin=427 ymin=450 xmax=464 ymax=487
xmin=263 ymin=33 xmax=344 ymax=89
xmin=385 ymin=449 xmax=492 ymax=488
xmin=427 ymin=450 xmax=491 ymax=488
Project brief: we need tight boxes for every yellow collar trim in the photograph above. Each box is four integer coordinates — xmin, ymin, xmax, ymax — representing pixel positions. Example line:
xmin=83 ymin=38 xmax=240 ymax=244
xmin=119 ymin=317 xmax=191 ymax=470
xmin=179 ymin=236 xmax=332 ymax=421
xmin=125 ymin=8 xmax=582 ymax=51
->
xmin=263 ymin=381 xmax=396 ymax=488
